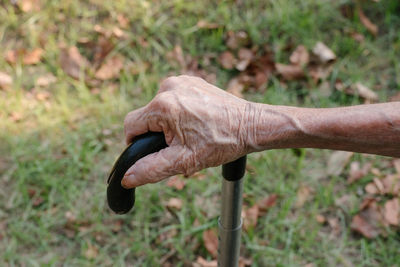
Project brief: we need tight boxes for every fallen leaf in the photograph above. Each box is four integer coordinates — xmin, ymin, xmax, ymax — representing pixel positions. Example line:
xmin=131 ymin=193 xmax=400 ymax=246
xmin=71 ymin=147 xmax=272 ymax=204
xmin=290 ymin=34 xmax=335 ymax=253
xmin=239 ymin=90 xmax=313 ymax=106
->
xmin=275 ymin=63 xmax=305 ymax=80
xmin=32 ymin=196 xmax=44 ymax=207
xmin=239 ymin=257 xmax=253 ymax=267
xmin=202 ymin=229 xmax=218 ymax=258
xmin=355 ymin=82 xmax=378 ymax=102
xmin=112 ymin=27 xmax=125 ymax=38
xmin=347 ymin=161 xmax=371 ymax=184
xmin=92 ymin=36 xmax=115 ymax=68
xmin=394 ymin=159 xmax=400 ymax=174
xmin=351 ymin=199 xmax=383 ymax=238
xmin=357 ymin=6 xmax=378 ymax=36
xmin=315 ymin=214 xmax=326 ymax=224
xmin=23 ymin=48 xmax=43 ymax=65
xmin=226 ymin=77 xmax=244 ymax=98
xmin=373 ymin=177 xmax=385 ymax=194
xmin=194 ymin=256 xmax=218 ymax=267
xmin=10 ymin=111 xmax=22 ymax=122
xmin=166 ymin=198 xmax=183 ymax=210
xmin=84 ymin=243 xmax=98 ymax=259
xmin=0 ymin=71 xmax=12 ymax=89
xmin=197 ymin=20 xmax=220 ymax=29
xmin=312 ymin=42 xmax=336 ymax=64
xmin=218 ymin=51 xmax=236 ymax=69
xmin=327 ymin=217 xmax=341 ymax=236
xmin=19 ymin=0 xmax=41 ymax=12
xmin=166 ymin=45 xmax=186 ymax=69
xmin=365 ymin=182 xmax=379 ymax=194
xmin=243 ymin=204 xmax=259 ymax=231
xmin=94 ymin=55 xmax=124 ymax=80
xmin=236 ymin=48 xmax=253 ymax=71
xmin=36 ymin=73 xmax=57 ymax=87
xmin=381 ymin=175 xmax=400 ymax=196
xmin=225 ymin=31 xmax=250 ymax=50
xmin=166 ymin=176 xmax=185 ymax=190
xmin=290 ymin=45 xmax=309 ymax=66
xmin=117 ymin=14 xmax=129 ymax=28
xmin=384 ymin=198 xmax=399 ymax=226
xmin=327 ymin=151 xmax=353 ymax=176
xmin=295 ymin=185 xmax=313 ymax=208
xmin=351 ymin=214 xmax=378 ymax=239
xmin=309 ymin=64 xmax=334 ymax=82
xmin=60 ymin=46 xmax=89 ymax=80
xmin=350 ymin=31 xmax=365 ymax=43
xmin=257 ymin=194 xmax=278 ymax=215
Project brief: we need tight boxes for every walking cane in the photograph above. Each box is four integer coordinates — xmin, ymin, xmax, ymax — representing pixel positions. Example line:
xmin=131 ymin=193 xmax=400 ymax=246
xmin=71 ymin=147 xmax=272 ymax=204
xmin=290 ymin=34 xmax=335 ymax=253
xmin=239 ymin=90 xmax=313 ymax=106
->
xmin=107 ymin=132 xmax=246 ymax=267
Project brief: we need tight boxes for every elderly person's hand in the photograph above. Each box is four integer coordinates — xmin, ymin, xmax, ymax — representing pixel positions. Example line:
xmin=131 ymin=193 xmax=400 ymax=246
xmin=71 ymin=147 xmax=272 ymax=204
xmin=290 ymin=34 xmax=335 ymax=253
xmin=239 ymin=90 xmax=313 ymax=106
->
xmin=121 ymin=75 xmax=254 ymax=188
xmin=122 ymin=75 xmax=400 ymax=188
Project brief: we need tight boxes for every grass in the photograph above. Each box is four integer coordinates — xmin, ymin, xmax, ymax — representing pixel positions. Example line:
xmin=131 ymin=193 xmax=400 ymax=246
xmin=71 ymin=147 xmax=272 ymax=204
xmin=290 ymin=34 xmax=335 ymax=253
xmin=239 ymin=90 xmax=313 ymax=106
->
xmin=1 ymin=0 xmax=400 ymax=266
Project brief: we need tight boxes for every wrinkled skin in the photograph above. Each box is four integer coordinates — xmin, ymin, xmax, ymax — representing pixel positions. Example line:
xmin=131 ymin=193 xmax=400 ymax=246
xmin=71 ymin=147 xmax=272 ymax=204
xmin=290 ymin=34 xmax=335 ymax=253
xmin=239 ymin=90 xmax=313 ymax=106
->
xmin=122 ymin=75 xmax=253 ymax=188
xmin=122 ymin=75 xmax=400 ymax=188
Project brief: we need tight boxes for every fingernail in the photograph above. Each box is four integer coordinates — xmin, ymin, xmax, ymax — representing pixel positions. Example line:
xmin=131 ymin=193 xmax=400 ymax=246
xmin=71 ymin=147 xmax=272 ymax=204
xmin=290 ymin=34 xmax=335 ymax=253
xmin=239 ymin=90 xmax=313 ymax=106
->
xmin=122 ymin=175 xmax=135 ymax=188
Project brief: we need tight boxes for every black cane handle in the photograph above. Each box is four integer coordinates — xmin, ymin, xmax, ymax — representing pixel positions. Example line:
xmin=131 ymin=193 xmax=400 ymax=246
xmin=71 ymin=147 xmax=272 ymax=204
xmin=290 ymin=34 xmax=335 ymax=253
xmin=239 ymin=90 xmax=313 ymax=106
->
xmin=107 ymin=132 xmax=167 ymax=214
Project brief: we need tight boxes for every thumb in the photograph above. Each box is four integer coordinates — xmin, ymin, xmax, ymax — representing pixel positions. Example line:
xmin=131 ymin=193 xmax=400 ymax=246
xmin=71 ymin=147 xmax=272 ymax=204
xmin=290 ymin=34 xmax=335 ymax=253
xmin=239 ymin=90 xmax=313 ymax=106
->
xmin=121 ymin=145 xmax=186 ymax=188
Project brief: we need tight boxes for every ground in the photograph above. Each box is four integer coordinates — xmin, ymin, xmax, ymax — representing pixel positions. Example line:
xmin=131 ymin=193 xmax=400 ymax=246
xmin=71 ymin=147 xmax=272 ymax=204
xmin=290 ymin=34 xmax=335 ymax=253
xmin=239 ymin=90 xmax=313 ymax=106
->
xmin=0 ymin=0 xmax=399 ymax=266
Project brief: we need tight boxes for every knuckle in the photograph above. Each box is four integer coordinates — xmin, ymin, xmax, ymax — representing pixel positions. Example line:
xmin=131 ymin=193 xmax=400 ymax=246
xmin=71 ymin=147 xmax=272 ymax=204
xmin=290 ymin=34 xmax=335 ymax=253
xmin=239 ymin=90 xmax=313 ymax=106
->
xmin=160 ymin=76 xmax=179 ymax=92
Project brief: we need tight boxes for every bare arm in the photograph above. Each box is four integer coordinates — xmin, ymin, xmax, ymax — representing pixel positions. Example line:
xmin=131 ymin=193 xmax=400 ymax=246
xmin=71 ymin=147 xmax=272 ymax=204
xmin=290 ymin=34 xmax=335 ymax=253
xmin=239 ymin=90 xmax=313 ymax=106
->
xmin=122 ymin=75 xmax=399 ymax=188
xmin=250 ymin=102 xmax=400 ymax=157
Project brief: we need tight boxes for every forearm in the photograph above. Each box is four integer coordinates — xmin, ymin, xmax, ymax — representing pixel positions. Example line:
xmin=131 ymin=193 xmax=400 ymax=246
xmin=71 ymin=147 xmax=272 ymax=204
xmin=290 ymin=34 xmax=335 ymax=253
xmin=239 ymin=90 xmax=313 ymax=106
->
xmin=248 ymin=102 xmax=400 ymax=157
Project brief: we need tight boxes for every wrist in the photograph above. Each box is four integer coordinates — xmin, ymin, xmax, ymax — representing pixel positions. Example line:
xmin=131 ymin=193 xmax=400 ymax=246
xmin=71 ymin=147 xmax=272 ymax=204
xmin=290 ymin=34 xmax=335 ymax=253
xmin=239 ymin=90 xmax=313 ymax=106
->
xmin=244 ymin=103 xmax=306 ymax=151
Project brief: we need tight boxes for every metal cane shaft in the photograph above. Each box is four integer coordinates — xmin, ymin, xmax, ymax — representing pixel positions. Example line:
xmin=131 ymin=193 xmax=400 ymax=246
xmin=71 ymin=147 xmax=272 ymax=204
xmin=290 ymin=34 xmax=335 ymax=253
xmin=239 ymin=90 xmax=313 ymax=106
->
xmin=218 ymin=156 xmax=246 ymax=267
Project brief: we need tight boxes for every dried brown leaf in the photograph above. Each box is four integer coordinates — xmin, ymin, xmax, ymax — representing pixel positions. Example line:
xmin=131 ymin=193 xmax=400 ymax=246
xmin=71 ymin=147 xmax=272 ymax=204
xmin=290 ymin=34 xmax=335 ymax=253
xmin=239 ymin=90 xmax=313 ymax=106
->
xmin=347 ymin=161 xmax=371 ymax=184
xmin=84 ymin=243 xmax=98 ymax=259
xmin=295 ymin=185 xmax=313 ymax=208
xmin=166 ymin=176 xmax=185 ymax=190
xmin=218 ymin=51 xmax=236 ymax=69
xmin=358 ymin=6 xmax=378 ymax=36
xmin=0 ymin=71 xmax=12 ymax=89
xmin=236 ymin=48 xmax=253 ymax=71
xmin=381 ymin=174 xmax=400 ymax=196
xmin=23 ymin=48 xmax=43 ymax=65
xmin=226 ymin=78 xmax=244 ymax=98
xmin=275 ymin=63 xmax=305 ymax=80
xmin=60 ymin=46 xmax=89 ymax=80
xmin=197 ymin=20 xmax=220 ymax=29
xmin=92 ymin=36 xmax=115 ymax=67
xmin=394 ymin=159 xmax=400 ymax=174
xmin=384 ymin=198 xmax=399 ymax=226
xmin=166 ymin=198 xmax=183 ymax=210
xmin=351 ymin=214 xmax=378 ymax=239
xmin=315 ymin=214 xmax=326 ymax=224
xmin=290 ymin=45 xmax=309 ymax=66
xmin=327 ymin=151 xmax=353 ymax=176
xmin=36 ymin=73 xmax=57 ymax=87
xmin=312 ymin=42 xmax=336 ymax=64
xmin=365 ymin=182 xmax=379 ymax=195
xmin=166 ymin=45 xmax=186 ymax=69
xmin=117 ymin=14 xmax=129 ymax=28
xmin=355 ymin=82 xmax=378 ymax=102
xmin=225 ymin=31 xmax=250 ymax=50
xmin=94 ymin=55 xmax=124 ymax=80
xmin=194 ymin=256 xmax=218 ymax=267
xmin=257 ymin=194 xmax=278 ymax=214
xmin=328 ymin=217 xmax=341 ymax=236
xmin=239 ymin=257 xmax=253 ymax=267
xmin=19 ymin=0 xmax=41 ymax=12
xmin=243 ymin=204 xmax=259 ymax=231
xmin=202 ymin=229 xmax=218 ymax=258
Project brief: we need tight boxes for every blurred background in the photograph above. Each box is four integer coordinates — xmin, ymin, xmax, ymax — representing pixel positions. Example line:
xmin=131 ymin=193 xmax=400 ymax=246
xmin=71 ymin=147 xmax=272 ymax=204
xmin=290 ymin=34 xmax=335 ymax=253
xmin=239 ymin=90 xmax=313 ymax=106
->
xmin=0 ymin=0 xmax=399 ymax=266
